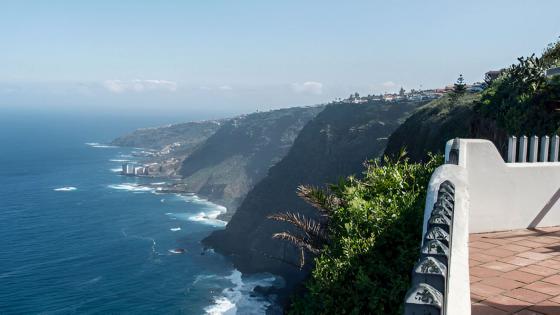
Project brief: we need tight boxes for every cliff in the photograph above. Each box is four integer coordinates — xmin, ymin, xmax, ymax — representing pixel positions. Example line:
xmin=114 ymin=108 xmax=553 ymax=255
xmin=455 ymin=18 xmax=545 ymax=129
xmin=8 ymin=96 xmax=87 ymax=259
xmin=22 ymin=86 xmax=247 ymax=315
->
xmin=383 ymin=93 xmax=515 ymax=162
xmin=203 ymin=99 xmax=426 ymax=288
xmin=178 ymin=106 xmax=324 ymax=217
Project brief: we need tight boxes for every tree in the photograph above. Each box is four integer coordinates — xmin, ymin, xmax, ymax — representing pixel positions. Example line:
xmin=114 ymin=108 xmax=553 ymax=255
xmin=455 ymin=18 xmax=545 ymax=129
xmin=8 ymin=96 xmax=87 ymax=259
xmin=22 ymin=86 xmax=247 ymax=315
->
xmin=453 ymin=74 xmax=466 ymax=95
xmin=399 ymin=87 xmax=406 ymax=97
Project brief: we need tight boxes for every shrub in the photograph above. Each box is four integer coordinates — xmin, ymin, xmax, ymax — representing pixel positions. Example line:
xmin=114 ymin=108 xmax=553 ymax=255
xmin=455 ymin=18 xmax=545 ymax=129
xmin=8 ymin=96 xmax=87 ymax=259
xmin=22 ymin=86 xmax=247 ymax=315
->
xmin=285 ymin=153 xmax=442 ymax=314
xmin=476 ymin=40 xmax=560 ymax=135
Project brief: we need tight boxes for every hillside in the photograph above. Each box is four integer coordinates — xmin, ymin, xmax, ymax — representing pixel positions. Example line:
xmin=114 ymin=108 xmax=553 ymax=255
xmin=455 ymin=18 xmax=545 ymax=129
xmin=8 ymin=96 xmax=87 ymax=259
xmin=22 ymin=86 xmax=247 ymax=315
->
xmin=178 ymin=106 xmax=324 ymax=216
xmin=203 ymin=99 xmax=426 ymax=289
xmin=385 ymin=41 xmax=560 ymax=162
xmin=384 ymin=93 xmax=485 ymax=161
xmin=111 ymin=120 xmax=222 ymax=151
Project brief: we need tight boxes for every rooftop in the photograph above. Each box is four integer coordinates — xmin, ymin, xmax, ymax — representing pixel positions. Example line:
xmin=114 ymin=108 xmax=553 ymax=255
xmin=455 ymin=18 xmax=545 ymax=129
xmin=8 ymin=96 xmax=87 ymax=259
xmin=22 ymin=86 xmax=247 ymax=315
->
xmin=470 ymin=227 xmax=560 ymax=315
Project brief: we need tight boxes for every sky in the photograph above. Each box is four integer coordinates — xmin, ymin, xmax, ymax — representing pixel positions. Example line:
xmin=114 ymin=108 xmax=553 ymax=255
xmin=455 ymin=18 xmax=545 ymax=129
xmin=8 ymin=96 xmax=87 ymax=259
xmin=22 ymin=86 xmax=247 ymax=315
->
xmin=1 ymin=0 xmax=559 ymax=119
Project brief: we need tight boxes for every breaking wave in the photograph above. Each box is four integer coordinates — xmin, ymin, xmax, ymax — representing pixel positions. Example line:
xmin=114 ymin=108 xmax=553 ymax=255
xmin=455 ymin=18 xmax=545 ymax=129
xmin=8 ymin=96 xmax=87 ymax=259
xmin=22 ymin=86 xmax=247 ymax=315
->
xmin=179 ymin=195 xmax=227 ymax=226
xmin=204 ymin=270 xmax=278 ymax=315
xmin=54 ymin=187 xmax=77 ymax=192
xmin=107 ymin=183 xmax=153 ymax=193
xmin=85 ymin=142 xmax=118 ymax=149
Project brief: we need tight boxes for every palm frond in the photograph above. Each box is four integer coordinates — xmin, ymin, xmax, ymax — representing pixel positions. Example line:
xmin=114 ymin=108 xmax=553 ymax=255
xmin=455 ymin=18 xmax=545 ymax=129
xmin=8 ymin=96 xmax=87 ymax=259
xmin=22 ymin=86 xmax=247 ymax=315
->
xmin=272 ymin=231 xmax=321 ymax=255
xmin=296 ymin=185 xmax=340 ymax=214
xmin=268 ymin=212 xmax=327 ymax=241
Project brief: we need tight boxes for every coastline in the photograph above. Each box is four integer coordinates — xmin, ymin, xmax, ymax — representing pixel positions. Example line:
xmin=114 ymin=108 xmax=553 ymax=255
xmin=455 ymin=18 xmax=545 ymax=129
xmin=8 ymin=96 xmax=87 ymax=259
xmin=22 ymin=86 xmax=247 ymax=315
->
xmin=126 ymin=180 xmax=286 ymax=314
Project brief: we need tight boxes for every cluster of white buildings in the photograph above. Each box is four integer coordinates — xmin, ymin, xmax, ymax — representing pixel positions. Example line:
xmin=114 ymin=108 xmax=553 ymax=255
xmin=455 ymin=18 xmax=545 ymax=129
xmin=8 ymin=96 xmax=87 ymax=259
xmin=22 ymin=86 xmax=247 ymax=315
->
xmin=121 ymin=163 xmax=150 ymax=176
xmin=332 ymin=82 xmax=487 ymax=105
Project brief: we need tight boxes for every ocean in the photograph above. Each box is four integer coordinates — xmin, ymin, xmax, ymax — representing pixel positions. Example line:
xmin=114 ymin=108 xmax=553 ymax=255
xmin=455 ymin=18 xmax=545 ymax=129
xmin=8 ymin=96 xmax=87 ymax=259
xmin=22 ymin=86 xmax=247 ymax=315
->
xmin=0 ymin=111 xmax=280 ymax=314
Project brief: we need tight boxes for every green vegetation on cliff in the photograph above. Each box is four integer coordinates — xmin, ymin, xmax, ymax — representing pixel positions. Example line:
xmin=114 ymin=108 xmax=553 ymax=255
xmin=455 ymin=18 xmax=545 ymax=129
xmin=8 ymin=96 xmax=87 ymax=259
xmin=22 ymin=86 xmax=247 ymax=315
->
xmin=287 ymin=154 xmax=441 ymax=314
xmin=179 ymin=106 xmax=323 ymax=216
xmin=111 ymin=120 xmax=222 ymax=151
xmin=477 ymin=41 xmax=560 ymax=135
xmin=203 ymin=99 xmax=426 ymax=291
xmin=384 ymin=93 xmax=480 ymax=161
xmin=386 ymin=40 xmax=560 ymax=162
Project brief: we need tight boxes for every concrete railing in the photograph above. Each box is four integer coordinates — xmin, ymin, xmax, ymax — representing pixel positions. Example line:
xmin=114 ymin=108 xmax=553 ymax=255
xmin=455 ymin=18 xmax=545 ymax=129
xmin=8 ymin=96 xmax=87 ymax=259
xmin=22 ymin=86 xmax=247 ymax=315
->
xmin=507 ymin=135 xmax=560 ymax=163
xmin=404 ymin=138 xmax=560 ymax=314
xmin=404 ymin=139 xmax=470 ymax=315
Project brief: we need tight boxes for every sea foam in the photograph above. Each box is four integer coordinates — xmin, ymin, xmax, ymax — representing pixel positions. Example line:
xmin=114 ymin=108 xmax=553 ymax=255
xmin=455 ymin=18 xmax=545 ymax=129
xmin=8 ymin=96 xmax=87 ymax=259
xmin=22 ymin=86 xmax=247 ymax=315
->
xmin=85 ymin=142 xmax=118 ymax=149
xmin=107 ymin=183 xmax=153 ymax=193
xmin=179 ymin=195 xmax=228 ymax=226
xmin=204 ymin=270 xmax=278 ymax=315
xmin=54 ymin=187 xmax=77 ymax=192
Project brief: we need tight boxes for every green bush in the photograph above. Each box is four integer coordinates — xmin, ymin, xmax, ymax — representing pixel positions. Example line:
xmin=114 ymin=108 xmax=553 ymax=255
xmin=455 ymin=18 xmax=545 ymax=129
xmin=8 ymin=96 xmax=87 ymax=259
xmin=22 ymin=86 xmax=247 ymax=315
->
xmin=289 ymin=153 xmax=442 ymax=314
xmin=477 ymin=40 xmax=560 ymax=135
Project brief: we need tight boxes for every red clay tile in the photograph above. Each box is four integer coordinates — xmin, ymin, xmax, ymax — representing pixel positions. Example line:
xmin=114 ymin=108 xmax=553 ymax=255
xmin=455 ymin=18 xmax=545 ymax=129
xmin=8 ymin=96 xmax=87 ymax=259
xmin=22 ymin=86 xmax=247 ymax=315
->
xmin=471 ymin=266 xmax=505 ymax=278
xmin=503 ymin=270 xmax=544 ymax=284
xmin=485 ymin=248 xmax=517 ymax=258
xmin=541 ymin=275 xmax=560 ymax=286
xmin=528 ymin=299 xmax=560 ymax=314
xmin=519 ymin=265 xmax=558 ymax=277
xmin=483 ymin=237 xmax=515 ymax=246
xmin=471 ymin=228 xmax=560 ymax=313
xmin=548 ymin=295 xmax=560 ymax=305
xmin=516 ymin=240 xmax=548 ymax=248
xmin=499 ymin=244 xmax=534 ymax=252
xmin=518 ymin=252 xmax=553 ymax=261
xmin=472 ymin=252 xmax=501 ymax=263
xmin=530 ymin=237 xmax=560 ymax=245
xmin=470 ymin=259 xmax=483 ymax=267
xmin=481 ymin=261 xmax=520 ymax=272
xmin=499 ymin=256 xmax=538 ymax=267
xmin=471 ymin=241 xmax=500 ymax=249
xmin=533 ymin=246 xmax=560 ymax=255
xmin=471 ymin=293 xmax=485 ymax=303
xmin=483 ymin=294 xmax=531 ymax=313
xmin=471 ymin=275 xmax=482 ymax=283
xmin=524 ymin=281 xmax=560 ymax=296
xmin=537 ymin=259 xmax=560 ymax=270
xmin=481 ymin=277 xmax=525 ymax=290
xmin=504 ymin=288 xmax=552 ymax=304
xmin=537 ymin=226 xmax=560 ymax=233
xmin=472 ymin=303 xmax=509 ymax=315
xmin=471 ymin=282 xmax=506 ymax=298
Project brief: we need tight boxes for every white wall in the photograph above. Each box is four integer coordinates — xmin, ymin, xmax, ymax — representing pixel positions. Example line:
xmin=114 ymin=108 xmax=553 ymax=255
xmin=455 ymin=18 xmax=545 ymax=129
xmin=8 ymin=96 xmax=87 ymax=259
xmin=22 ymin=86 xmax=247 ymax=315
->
xmin=461 ymin=139 xmax=560 ymax=233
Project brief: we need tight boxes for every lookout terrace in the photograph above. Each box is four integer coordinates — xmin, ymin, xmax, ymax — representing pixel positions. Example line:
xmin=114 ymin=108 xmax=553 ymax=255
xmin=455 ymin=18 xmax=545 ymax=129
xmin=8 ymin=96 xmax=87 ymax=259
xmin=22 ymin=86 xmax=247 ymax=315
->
xmin=403 ymin=137 xmax=560 ymax=315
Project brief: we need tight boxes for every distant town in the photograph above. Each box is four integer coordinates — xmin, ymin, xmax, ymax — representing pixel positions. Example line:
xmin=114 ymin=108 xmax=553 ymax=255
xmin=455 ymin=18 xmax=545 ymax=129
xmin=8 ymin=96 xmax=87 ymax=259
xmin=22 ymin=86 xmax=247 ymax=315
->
xmin=330 ymin=71 xmax=501 ymax=105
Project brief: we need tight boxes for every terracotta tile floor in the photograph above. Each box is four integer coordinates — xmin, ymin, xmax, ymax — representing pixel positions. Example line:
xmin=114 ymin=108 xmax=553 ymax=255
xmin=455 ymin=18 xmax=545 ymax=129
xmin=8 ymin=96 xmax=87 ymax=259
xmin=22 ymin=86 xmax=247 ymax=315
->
xmin=470 ymin=226 xmax=560 ymax=315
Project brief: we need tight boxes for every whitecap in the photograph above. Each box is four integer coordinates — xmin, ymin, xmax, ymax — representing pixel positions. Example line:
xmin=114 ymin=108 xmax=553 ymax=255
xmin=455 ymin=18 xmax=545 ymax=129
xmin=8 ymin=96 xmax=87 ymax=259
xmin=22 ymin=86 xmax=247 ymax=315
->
xmin=204 ymin=270 xmax=278 ymax=315
xmin=109 ymin=159 xmax=130 ymax=162
xmin=54 ymin=187 xmax=77 ymax=192
xmin=107 ymin=183 xmax=153 ymax=192
xmin=110 ymin=168 xmax=122 ymax=172
xmin=178 ymin=195 xmax=228 ymax=226
xmin=188 ymin=212 xmax=227 ymax=227
xmin=168 ymin=248 xmax=185 ymax=254
xmin=85 ymin=142 xmax=118 ymax=148
xmin=170 ymin=227 xmax=181 ymax=232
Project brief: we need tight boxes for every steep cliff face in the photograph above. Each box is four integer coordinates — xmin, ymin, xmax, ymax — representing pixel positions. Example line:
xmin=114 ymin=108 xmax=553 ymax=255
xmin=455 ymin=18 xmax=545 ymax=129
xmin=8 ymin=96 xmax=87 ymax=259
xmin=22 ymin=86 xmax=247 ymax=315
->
xmin=203 ymin=100 xmax=425 ymax=286
xmin=383 ymin=93 xmax=510 ymax=162
xmin=178 ymin=106 xmax=324 ymax=216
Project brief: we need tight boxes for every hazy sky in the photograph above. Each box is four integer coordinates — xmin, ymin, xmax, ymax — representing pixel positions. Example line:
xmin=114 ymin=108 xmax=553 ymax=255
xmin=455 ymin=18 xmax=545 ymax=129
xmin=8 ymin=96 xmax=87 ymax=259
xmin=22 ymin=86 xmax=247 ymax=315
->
xmin=1 ymin=0 xmax=559 ymax=117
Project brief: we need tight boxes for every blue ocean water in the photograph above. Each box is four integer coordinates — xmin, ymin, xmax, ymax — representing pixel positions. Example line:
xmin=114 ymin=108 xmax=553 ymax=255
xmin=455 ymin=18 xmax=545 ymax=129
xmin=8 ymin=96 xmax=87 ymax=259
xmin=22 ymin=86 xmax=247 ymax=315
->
xmin=0 ymin=111 xmax=279 ymax=314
